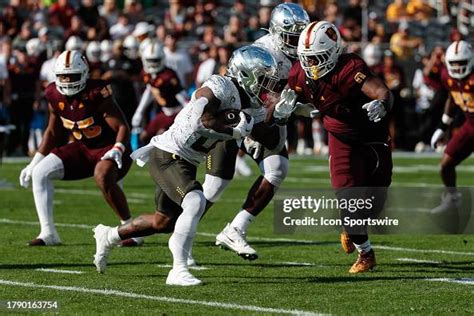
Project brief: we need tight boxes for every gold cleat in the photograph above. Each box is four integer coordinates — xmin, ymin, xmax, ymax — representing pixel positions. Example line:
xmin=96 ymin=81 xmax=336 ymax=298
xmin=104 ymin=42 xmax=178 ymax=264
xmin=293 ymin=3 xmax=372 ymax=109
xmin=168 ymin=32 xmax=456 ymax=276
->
xmin=340 ymin=230 xmax=355 ymax=254
xmin=349 ymin=249 xmax=376 ymax=273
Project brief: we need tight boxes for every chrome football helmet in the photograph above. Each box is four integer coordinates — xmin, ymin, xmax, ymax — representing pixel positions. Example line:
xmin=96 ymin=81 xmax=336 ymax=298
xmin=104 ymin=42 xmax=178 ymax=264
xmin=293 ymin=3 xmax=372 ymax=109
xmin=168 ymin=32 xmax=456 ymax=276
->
xmin=297 ymin=21 xmax=342 ymax=80
xmin=65 ymin=36 xmax=84 ymax=52
xmin=227 ymin=45 xmax=279 ymax=107
xmin=141 ymin=41 xmax=165 ymax=74
xmin=445 ymin=40 xmax=473 ymax=79
xmin=269 ymin=3 xmax=310 ymax=58
xmin=86 ymin=41 xmax=101 ymax=63
xmin=123 ymin=35 xmax=140 ymax=60
xmin=54 ymin=50 xmax=89 ymax=96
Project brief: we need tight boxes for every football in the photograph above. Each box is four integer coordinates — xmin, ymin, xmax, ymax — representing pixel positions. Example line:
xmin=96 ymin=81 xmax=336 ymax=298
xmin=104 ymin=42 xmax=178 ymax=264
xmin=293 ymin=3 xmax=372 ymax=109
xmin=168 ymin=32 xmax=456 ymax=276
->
xmin=216 ymin=109 xmax=241 ymax=127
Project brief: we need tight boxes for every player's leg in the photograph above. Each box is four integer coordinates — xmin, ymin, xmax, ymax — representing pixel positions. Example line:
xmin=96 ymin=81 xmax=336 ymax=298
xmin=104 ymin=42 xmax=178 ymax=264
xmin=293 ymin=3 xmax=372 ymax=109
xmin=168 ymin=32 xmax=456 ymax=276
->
xmin=432 ymin=122 xmax=474 ymax=213
xmin=216 ymin=147 xmax=289 ymax=260
xmin=29 ymin=153 xmax=64 ymax=245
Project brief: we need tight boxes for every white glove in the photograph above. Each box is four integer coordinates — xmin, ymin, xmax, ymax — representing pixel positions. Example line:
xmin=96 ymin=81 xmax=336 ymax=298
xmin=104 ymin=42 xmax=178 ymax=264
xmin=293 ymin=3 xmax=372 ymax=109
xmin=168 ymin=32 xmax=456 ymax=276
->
xmin=243 ymin=137 xmax=263 ymax=159
xmin=430 ymin=128 xmax=445 ymax=149
xmin=131 ymin=112 xmax=143 ymax=128
xmin=19 ymin=152 xmax=45 ymax=188
xmin=362 ymin=100 xmax=387 ymax=122
xmin=101 ymin=142 xmax=125 ymax=169
xmin=232 ymin=112 xmax=254 ymax=139
xmin=294 ymin=102 xmax=320 ymax=119
xmin=273 ymin=88 xmax=297 ymax=121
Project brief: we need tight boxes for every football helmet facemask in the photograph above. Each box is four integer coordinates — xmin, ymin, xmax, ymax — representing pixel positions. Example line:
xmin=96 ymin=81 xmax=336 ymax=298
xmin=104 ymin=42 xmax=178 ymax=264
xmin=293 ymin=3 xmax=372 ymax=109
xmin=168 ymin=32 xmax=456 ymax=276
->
xmin=445 ymin=40 xmax=473 ymax=79
xmin=269 ymin=3 xmax=310 ymax=58
xmin=227 ymin=45 xmax=279 ymax=107
xmin=141 ymin=41 xmax=165 ymax=74
xmin=54 ymin=50 xmax=89 ymax=96
xmin=297 ymin=21 xmax=342 ymax=80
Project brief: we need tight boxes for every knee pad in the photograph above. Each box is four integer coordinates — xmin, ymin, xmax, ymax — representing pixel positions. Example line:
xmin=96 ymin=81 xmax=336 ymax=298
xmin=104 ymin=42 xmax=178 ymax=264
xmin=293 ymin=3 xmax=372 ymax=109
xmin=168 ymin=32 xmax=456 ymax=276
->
xmin=181 ymin=190 xmax=206 ymax=217
xmin=259 ymin=155 xmax=289 ymax=188
xmin=32 ymin=154 xmax=64 ymax=185
xmin=202 ymin=174 xmax=231 ymax=203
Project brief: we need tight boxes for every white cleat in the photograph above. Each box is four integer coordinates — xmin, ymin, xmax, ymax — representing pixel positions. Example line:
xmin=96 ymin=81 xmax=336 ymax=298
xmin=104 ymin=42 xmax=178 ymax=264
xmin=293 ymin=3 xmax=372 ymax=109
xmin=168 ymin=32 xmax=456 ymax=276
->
xmin=166 ymin=268 xmax=202 ymax=286
xmin=28 ymin=234 xmax=61 ymax=246
xmin=215 ymin=223 xmax=258 ymax=260
xmin=93 ymin=224 xmax=114 ymax=273
xmin=431 ymin=191 xmax=462 ymax=214
xmin=187 ymin=255 xmax=197 ymax=267
xmin=119 ymin=236 xmax=145 ymax=247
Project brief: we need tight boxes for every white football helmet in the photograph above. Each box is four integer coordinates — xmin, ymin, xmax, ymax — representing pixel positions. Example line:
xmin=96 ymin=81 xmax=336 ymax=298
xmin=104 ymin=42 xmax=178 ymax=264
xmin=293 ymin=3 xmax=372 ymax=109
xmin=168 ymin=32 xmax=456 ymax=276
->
xmin=26 ymin=38 xmax=46 ymax=57
xmin=141 ymin=41 xmax=165 ymax=74
xmin=123 ymin=35 xmax=139 ymax=60
xmin=297 ymin=21 xmax=342 ymax=80
xmin=269 ymin=3 xmax=310 ymax=58
xmin=445 ymin=40 xmax=473 ymax=79
xmin=227 ymin=45 xmax=279 ymax=107
xmin=86 ymin=41 xmax=101 ymax=63
xmin=362 ymin=43 xmax=382 ymax=67
xmin=54 ymin=50 xmax=89 ymax=96
xmin=100 ymin=40 xmax=113 ymax=63
xmin=65 ymin=36 xmax=84 ymax=52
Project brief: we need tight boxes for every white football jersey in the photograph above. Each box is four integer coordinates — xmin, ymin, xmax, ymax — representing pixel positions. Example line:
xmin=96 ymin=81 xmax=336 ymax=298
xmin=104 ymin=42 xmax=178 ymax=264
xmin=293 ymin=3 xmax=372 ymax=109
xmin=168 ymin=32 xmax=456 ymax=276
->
xmin=254 ymin=34 xmax=293 ymax=80
xmin=153 ymin=75 xmax=241 ymax=165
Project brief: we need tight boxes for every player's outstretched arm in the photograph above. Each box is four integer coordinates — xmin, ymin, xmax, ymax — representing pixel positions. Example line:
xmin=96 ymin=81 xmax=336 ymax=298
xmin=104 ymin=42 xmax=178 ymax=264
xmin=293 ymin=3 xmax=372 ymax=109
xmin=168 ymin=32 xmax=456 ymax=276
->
xmin=361 ymin=76 xmax=394 ymax=122
xmin=431 ymin=97 xmax=455 ymax=149
xmin=132 ymin=84 xmax=153 ymax=128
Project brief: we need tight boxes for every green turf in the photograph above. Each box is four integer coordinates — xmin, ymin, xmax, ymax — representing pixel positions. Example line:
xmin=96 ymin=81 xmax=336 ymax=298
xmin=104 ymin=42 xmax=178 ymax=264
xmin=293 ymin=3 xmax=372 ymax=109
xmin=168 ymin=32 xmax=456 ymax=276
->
xmin=1 ymin=155 xmax=474 ymax=315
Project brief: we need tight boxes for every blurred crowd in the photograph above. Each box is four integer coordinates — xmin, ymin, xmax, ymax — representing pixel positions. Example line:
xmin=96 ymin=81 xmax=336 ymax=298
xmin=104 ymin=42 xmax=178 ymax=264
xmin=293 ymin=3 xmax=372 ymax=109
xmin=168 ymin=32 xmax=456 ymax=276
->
xmin=0 ymin=0 xmax=472 ymax=157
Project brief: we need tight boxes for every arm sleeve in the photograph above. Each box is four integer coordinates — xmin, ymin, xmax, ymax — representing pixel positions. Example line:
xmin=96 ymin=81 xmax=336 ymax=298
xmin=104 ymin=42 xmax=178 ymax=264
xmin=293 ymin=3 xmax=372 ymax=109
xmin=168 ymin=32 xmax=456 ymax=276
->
xmin=135 ymin=85 xmax=154 ymax=115
xmin=337 ymin=57 xmax=372 ymax=96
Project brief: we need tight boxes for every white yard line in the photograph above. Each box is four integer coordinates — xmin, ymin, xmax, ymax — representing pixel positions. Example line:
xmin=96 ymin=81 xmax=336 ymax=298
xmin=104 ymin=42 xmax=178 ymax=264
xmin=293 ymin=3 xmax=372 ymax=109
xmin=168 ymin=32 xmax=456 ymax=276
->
xmin=396 ymin=258 xmax=441 ymax=264
xmin=2 ymin=218 xmax=474 ymax=256
xmin=277 ymin=262 xmax=316 ymax=267
xmin=0 ymin=279 xmax=323 ymax=315
xmin=35 ymin=268 xmax=84 ymax=274
xmin=426 ymin=278 xmax=474 ymax=285
xmin=155 ymin=264 xmax=209 ymax=271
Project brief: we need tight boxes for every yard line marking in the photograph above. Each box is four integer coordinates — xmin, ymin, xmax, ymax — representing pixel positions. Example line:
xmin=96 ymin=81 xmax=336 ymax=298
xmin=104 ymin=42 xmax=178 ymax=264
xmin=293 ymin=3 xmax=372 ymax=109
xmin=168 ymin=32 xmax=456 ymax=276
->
xmin=277 ymin=262 xmax=316 ymax=267
xmin=2 ymin=218 xmax=474 ymax=256
xmin=427 ymin=278 xmax=474 ymax=285
xmin=35 ymin=268 xmax=84 ymax=274
xmin=374 ymin=245 xmax=474 ymax=256
xmin=156 ymin=264 xmax=209 ymax=271
xmin=0 ymin=279 xmax=324 ymax=315
xmin=396 ymin=258 xmax=441 ymax=264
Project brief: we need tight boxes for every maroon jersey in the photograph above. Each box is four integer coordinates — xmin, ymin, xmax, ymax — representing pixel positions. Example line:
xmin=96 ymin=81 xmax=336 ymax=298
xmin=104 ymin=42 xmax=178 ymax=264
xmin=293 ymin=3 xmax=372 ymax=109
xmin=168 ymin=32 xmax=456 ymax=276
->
xmin=143 ymin=67 xmax=183 ymax=108
xmin=288 ymin=53 xmax=388 ymax=143
xmin=45 ymin=79 xmax=117 ymax=148
xmin=441 ymin=68 xmax=474 ymax=125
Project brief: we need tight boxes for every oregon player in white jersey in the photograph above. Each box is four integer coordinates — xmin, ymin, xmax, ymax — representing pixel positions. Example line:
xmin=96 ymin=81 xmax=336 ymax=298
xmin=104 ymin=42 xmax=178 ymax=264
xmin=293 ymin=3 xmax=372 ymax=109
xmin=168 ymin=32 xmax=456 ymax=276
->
xmin=202 ymin=3 xmax=310 ymax=260
xmin=92 ymin=45 xmax=283 ymax=286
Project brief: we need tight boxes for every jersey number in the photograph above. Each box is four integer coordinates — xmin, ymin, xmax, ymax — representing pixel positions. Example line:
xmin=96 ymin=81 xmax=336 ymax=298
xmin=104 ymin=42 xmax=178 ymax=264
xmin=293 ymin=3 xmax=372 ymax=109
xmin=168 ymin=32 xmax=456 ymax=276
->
xmin=451 ymin=91 xmax=474 ymax=112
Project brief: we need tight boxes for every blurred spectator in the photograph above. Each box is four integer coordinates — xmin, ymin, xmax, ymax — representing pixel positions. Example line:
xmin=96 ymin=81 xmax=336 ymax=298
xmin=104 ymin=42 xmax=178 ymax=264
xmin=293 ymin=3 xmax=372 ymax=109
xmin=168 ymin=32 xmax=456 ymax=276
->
xmin=12 ymin=21 xmax=32 ymax=52
xmin=343 ymin=0 xmax=362 ymax=26
xmin=85 ymin=41 xmax=103 ymax=79
xmin=245 ymin=16 xmax=266 ymax=42
xmin=363 ymin=41 xmax=383 ymax=68
xmin=163 ymin=32 xmax=193 ymax=89
xmin=3 ymin=5 xmax=23 ymax=37
xmin=86 ymin=16 xmax=110 ymax=41
xmin=258 ymin=6 xmax=272 ymax=28
xmin=386 ymin=0 xmax=408 ymax=23
xmin=389 ymin=22 xmax=422 ymax=61
xmin=133 ymin=22 xmax=152 ymax=52
xmin=214 ymin=45 xmax=231 ymax=76
xmin=406 ymin=0 xmax=433 ymax=22
xmin=110 ymin=14 xmax=133 ymax=40
xmin=339 ymin=17 xmax=362 ymax=41
xmin=78 ymin=0 xmax=100 ymax=28
xmin=324 ymin=2 xmax=341 ymax=25
xmin=201 ymin=25 xmax=223 ymax=47
xmin=49 ymin=0 xmax=75 ymax=30
xmin=99 ymin=0 xmax=119 ymax=27
xmin=65 ymin=15 xmax=87 ymax=40
xmin=223 ymin=15 xmax=245 ymax=45
xmin=123 ymin=0 xmax=144 ymax=25
xmin=195 ymin=44 xmax=216 ymax=88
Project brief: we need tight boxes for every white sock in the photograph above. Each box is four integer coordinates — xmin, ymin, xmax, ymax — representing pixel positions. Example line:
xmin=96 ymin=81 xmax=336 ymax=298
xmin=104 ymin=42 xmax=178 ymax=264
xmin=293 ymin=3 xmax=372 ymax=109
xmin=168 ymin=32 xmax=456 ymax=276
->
xmin=170 ymin=190 xmax=206 ymax=270
xmin=120 ymin=218 xmax=132 ymax=225
xmin=32 ymin=154 xmax=64 ymax=239
xmin=230 ymin=209 xmax=255 ymax=233
xmin=354 ymin=240 xmax=372 ymax=254
xmin=107 ymin=226 xmax=122 ymax=245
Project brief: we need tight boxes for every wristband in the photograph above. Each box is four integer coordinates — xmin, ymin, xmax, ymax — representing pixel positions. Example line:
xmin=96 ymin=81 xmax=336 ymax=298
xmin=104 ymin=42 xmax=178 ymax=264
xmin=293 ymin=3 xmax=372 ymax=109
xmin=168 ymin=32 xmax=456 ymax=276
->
xmin=441 ymin=114 xmax=453 ymax=125
xmin=113 ymin=142 xmax=126 ymax=153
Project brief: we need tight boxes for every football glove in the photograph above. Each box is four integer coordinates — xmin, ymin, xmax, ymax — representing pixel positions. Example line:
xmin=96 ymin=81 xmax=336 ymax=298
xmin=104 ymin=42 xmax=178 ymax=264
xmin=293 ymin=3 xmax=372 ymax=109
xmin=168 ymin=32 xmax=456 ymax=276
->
xmin=430 ymin=114 xmax=453 ymax=149
xmin=294 ymin=102 xmax=320 ymax=119
xmin=232 ymin=112 xmax=254 ymax=139
xmin=273 ymin=88 xmax=297 ymax=123
xmin=19 ymin=152 xmax=45 ymax=188
xmin=243 ymin=137 xmax=262 ymax=160
xmin=101 ymin=142 xmax=125 ymax=169
xmin=362 ymin=100 xmax=387 ymax=122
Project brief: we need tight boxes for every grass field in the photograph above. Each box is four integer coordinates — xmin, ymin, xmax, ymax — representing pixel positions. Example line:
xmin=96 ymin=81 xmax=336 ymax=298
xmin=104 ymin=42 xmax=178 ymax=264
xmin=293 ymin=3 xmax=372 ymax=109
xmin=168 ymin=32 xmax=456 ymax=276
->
xmin=1 ymin=154 xmax=474 ymax=315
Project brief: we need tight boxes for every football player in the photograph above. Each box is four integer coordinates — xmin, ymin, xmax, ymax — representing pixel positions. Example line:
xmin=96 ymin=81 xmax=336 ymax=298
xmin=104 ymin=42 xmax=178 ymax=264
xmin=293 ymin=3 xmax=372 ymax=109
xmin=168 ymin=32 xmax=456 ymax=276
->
xmin=19 ymin=50 xmax=138 ymax=246
xmin=289 ymin=21 xmax=394 ymax=273
xmin=131 ymin=41 xmax=187 ymax=143
xmin=202 ymin=3 xmax=310 ymax=260
xmin=430 ymin=41 xmax=474 ymax=213
xmin=92 ymin=45 xmax=288 ymax=286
